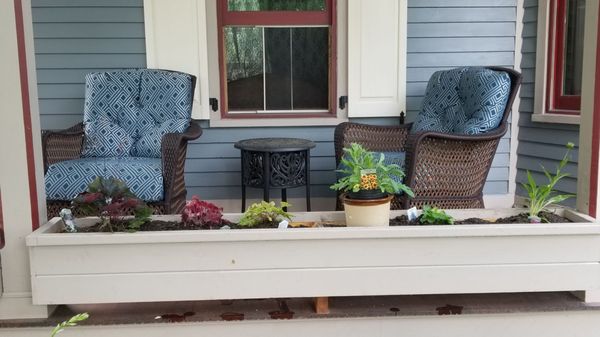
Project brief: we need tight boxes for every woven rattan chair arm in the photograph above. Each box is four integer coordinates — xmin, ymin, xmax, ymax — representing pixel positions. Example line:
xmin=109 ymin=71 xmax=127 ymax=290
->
xmin=160 ymin=121 xmax=202 ymax=209
xmin=42 ymin=123 xmax=85 ymax=172
xmin=334 ymin=122 xmax=412 ymax=164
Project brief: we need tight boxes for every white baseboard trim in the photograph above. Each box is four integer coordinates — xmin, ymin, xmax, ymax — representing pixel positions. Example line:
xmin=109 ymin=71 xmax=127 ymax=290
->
xmin=0 ymin=292 xmax=55 ymax=320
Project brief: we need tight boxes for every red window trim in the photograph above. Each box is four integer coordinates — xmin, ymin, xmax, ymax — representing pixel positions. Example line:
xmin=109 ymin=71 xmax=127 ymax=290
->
xmin=546 ymin=0 xmax=581 ymax=115
xmin=217 ymin=0 xmax=337 ymax=119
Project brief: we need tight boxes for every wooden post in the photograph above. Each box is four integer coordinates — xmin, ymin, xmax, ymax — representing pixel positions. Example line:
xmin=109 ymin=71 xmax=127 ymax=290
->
xmin=314 ymin=297 xmax=329 ymax=314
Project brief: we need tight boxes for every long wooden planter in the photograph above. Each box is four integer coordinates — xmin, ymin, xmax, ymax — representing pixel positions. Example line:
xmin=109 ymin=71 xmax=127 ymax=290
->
xmin=26 ymin=208 xmax=600 ymax=306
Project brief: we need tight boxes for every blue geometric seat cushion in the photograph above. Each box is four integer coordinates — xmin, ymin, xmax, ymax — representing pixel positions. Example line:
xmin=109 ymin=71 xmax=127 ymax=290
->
xmin=82 ymin=69 xmax=193 ymax=158
xmin=131 ymin=119 xmax=190 ymax=157
xmin=45 ymin=157 xmax=163 ymax=201
xmin=336 ymin=151 xmax=406 ymax=187
xmin=411 ymin=67 xmax=511 ymax=135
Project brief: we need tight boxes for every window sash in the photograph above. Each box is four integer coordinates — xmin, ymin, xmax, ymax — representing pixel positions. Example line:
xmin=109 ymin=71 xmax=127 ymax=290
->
xmin=217 ymin=0 xmax=337 ymax=118
xmin=547 ymin=0 xmax=583 ymax=114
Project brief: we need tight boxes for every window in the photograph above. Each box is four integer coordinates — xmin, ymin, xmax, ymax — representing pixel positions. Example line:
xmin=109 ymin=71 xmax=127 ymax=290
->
xmin=217 ymin=0 xmax=337 ymax=118
xmin=546 ymin=0 xmax=586 ymax=114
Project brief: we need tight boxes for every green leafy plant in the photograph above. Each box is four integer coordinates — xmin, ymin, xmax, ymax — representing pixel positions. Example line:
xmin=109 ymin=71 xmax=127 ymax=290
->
xmin=239 ymin=201 xmax=293 ymax=227
xmin=522 ymin=142 xmax=575 ymax=220
xmin=51 ymin=312 xmax=89 ymax=337
xmin=72 ymin=177 xmax=152 ymax=232
xmin=330 ymin=143 xmax=414 ymax=197
xmin=419 ymin=205 xmax=454 ymax=225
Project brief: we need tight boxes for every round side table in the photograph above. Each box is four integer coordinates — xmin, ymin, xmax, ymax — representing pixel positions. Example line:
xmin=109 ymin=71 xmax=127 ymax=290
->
xmin=234 ymin=138 xmax=316 ymax=212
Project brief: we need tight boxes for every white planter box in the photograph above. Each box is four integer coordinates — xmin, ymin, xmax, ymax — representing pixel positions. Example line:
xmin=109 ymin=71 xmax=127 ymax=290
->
xmin=26 ymin=208 xmax=600 ymax=305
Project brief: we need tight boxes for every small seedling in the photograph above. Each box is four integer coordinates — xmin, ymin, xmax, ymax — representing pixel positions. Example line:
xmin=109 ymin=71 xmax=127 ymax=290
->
xmin=51 ymin=312 xmax=89 ymax=337
xmin=239 ymin=201 xmax=293 ymax=227
xmin=420 ymin=205 xmax=454 ymax=225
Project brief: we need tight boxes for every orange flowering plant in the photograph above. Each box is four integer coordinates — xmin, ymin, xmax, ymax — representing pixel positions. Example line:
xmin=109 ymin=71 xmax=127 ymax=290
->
xmin=330 ymin=143 xmax=414 ymax=197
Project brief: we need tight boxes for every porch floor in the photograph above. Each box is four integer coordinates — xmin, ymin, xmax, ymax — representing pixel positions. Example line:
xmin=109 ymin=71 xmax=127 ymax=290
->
xmin=1 ymin=292 xmax=600 ymax=329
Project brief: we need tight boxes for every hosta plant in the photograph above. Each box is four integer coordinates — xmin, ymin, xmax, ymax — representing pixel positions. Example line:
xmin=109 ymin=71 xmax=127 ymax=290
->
xmin=330 ymin=143 xmax=414 ymax=198
xmin=522 ymin=142 xmax=575 ymax=223
xmin=420 ymin=205 xmax=454 ymax=225
xmin=239 ymin=201 xmax=293 ymax=227
xmin=181 ymin=196 xmax=224 ymax=228
xmin=72 ymin=177 xmax=152 ymax=232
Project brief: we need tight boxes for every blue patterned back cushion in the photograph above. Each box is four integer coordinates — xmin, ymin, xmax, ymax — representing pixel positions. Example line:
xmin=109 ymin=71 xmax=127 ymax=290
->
xmin=83 ymin=69 xmax=193 ymax=158
xmin=411 ymin=67 xmax=511 ymax=135
xmin=81 ymin=118 xmax=134 ymax=157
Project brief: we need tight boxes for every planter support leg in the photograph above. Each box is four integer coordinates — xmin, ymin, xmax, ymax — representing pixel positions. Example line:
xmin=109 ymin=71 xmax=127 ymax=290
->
xmin=314 ymin=297 xmax=329 ymax=314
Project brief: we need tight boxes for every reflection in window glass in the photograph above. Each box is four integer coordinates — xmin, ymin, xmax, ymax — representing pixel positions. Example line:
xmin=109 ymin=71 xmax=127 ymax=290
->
xmin=228 ymin=0 xmax=325 ymax=11
xmin=563 ymin=0 xmax=585 ymax=95
xmin=225 ymin=26 xmax=329 ymax=112
xmin=225 ymin=27 xmax=264 ymax=111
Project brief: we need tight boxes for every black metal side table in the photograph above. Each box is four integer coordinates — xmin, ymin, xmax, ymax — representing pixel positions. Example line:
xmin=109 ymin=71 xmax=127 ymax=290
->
xmin=234 ymin=138 xmax=316 ymax=212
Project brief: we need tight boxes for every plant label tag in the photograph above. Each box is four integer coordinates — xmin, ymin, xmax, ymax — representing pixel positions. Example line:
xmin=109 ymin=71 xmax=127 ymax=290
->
xmin=407 ymin=207 xmax=419 ymax=221
xmin=360 ymin=169 xmax=376 ymax=176
xmin=278 ymin=220 xmax=289 ymax=229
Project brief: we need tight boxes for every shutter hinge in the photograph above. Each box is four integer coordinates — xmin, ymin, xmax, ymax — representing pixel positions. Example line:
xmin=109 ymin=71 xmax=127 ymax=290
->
xmin=209 ymin=98 xmax=219 ymax=112
xmin=399 ymin=111 xmax=405 ymax=125
xmin=338 ymin=95 xmax=348 ymax=110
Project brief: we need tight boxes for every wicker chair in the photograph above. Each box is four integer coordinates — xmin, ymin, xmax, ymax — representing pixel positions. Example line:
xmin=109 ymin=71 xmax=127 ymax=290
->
xmin=334 ymin=66 xmax=522 ymax=210
xmin=43 ymin=69 xmax=202 ymax=218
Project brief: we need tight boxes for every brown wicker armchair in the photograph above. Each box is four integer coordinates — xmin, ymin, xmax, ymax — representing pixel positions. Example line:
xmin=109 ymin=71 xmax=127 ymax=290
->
xmin=43 ymin=69 xmax=202 ymax=219
xmin=334 ymin=66 xmax=522 ymax=210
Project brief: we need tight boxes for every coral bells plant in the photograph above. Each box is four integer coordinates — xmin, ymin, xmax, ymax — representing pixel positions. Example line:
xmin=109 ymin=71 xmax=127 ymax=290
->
xmin=181 ymin=196 xmax=224 ymax=228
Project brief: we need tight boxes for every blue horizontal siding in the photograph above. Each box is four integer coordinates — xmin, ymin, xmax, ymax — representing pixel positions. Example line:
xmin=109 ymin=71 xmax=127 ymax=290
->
xmin=34 ymin=0 xmax=516 ymax=204
xmin=515 ymin=0 xmax=579 ymax=207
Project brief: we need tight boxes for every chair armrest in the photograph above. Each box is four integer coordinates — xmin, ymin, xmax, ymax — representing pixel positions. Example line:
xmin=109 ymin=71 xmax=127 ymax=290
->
xmin=160 ymin=121 xmax=202 ymax=212
xmin=403 ymin=124 xmax=507 ymax=200
xmin=42 ymin=123 xmax=85 ymax=172
xmin=334 ymin=122 xmax=413 ymax=164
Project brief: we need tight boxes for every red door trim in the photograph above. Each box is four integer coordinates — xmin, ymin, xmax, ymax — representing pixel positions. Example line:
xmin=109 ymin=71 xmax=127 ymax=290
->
xmin=588 ymin=3 xmax=600 ymax=218
xmin=14 ymin=0 xmax=40 ymax=230
xmin=0 ymin=191 xmax=5 ymax=249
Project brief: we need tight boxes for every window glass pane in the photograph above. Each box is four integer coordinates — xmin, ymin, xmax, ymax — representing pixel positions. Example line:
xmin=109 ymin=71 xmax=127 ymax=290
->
xmin=264 ymin=28 xmax=292 ymax=110
xmin=563 ymin=0 xmax=585 ymax=96
xmin=225 ymin=27 xmax=264 ymax=111
xmin=228 ymin=0 xmax=326 ymax=11
xmin=292 ymin=27 xmax=329 ymax=109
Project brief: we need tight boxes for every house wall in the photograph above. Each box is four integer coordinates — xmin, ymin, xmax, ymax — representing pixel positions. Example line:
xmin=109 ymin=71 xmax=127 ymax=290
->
xmin=516 ymin=0 xmax=580 ymax=207
xmin=32 ymin=0 xmax=516 ymax=205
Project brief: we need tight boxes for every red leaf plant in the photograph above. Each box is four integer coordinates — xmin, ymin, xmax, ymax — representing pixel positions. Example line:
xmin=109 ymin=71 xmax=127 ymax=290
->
xmin=181 ymin=196 xmax=224 ymax=228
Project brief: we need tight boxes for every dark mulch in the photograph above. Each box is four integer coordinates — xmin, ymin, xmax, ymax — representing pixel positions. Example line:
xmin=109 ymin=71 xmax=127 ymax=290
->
xmin=389 ymin=211 xmax=571 ymax=226
xmin=74 ymin=219 xmax=285 ymax=233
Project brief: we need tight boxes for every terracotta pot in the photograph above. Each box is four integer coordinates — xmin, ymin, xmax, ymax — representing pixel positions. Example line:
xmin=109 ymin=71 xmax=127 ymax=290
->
xmin=343 ymin=194 xmax=393 ymax=227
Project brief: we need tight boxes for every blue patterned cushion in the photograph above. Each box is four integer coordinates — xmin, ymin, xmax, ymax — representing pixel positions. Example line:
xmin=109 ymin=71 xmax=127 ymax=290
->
xmin=140 ymin=70 xmax=194 ymax=122
xmin=131 ymin=119 xmax=189 ymax=157
xmin=81 ymin=118 xmax=134 ymax=157
xmin=411 ymin=67 xmax=511 ymax=135
xmin=45 ymin=157 xmax=163 ymax=201
xmin=82 ymin=69 xmax=194 ymax=158
xmin=453 ymin=68 xmax=511 ymax=134
xmin=336 ymin=151 xmax=406 ymax=186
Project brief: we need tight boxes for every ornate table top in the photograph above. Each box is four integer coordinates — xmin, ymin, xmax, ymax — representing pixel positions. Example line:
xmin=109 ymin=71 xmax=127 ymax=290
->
xmin=234 ymin=138 xmax=316 ymax=153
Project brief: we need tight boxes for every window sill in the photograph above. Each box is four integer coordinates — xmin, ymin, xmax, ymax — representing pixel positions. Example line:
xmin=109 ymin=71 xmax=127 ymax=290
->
xmin=208 ymin=113 xmax=348 ymax=128
xmin=531 ymin=113 xmax=580 ymax=125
